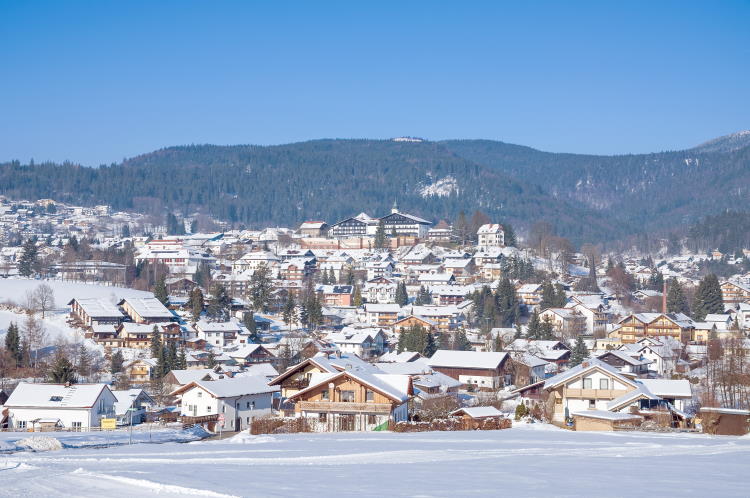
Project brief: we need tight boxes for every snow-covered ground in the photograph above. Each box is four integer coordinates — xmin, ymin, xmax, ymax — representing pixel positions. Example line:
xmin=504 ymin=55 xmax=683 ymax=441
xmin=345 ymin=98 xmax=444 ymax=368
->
xmin=0 ymin=278 xmax=151 ymax=306
xmin=1 ymin=425 xmax=748 ymax=497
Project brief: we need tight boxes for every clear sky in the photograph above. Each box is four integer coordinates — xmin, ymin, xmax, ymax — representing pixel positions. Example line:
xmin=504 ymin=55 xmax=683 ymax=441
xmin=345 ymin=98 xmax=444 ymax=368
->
xmin=1 ymin=1 xmax=748 ymax=165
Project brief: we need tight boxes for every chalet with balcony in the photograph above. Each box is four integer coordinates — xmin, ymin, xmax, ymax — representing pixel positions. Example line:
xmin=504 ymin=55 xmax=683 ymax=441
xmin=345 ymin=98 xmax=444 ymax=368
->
xmin=427 ymin=350 xmax=509 ymax=390
xmin=287 ymin=368 xmax=411 ymax=431
xmin=363 ymin=303 xmax=401 ymax=327
xmin=720 ymin=281 xmax=750 ymax=305
xmin=118 ymin=297 xmax=174 ymax=325
xmin=68 ymin=298 xmax=125 ymax=327
xmin=610 ymin=313 xmax=694 ymax=344
xmin=268 ymin=353 xmax=378 ymax=399
xmin=315 ymin=284 xmax=354 ymax=307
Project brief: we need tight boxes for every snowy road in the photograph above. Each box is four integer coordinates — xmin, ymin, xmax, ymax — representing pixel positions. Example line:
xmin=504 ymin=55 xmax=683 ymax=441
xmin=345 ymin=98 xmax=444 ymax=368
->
xmin=1 ymin=425 xmax=749 ymax=497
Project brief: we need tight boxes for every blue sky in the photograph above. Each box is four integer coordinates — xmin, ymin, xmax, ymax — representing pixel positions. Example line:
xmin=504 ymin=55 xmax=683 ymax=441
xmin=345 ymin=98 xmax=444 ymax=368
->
xmin=1 ymin=1 xmax=748 ymax=165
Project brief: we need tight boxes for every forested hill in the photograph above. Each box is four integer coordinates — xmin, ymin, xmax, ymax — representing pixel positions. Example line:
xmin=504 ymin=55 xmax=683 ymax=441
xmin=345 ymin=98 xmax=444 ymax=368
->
xmin=0 ymin=140 xmax=620 ymax=243
xmin=441 ymin=134 xmax=750 ymax=233
xmin=0 ymin=133 xmax=747 ymax=245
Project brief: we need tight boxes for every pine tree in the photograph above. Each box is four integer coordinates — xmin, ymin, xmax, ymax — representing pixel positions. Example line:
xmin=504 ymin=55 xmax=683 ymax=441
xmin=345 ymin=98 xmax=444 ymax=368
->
xmin=353 ymin=284 xmax=363 ymax=307
xmin=502 ymin=223 xmax=517 ymax=247
xmin=166 ymin=341 xmax=178 ymax=374
xmin=570 ymin=336 xmax=589 ymax=366
xmin=190 ymin=287 xmax=204 ymax=322
xmin=48 ymin=349 xmax=77 ymax=384
xmin=282 ymin=295 xmax=297 ymax=327
xmin=249 ymin=264 xmax=273 ymax=312
xmin=4 ymin=321 xmax=20 ymax=367
xmin=395 ymin=281 xmax=408 ymax=306
xmin=374 ymin=220 xmax=387 ymax=250
xmin=153 ymin=274 xmax=168 ymax=305
xmin=424 ymin=330 xmax=438 ymax=357
xmin=177 ymin=347 xmax=188 ymax=370
xmin=206 ymin=349 xmax=217 ymax=368
xmin=150 ymin=326 xmax=162 ymax=359
xmin=692 ymin=274 xmax=724 ymax=321
xmin=244 ymin=311 xmax=260 ymax=342
xmin=453 ymin=328 xmax=472 ymax=351
xmin=110 ymin=350 xmax=124 ymax=374
xmin=77 ymin=344 xmax=91 ymax=380
xmin=18 ymin=237 xmax=39 ymax=277
xmin=666 ymin=278 xmax=690 ymax=315
xmin=208 ymin=283 xmax=231 ymax=320
xmin=540 ymin=316 xmax=555 ymax=340
xmin=526 ymin=310 xmax=541 ymax=339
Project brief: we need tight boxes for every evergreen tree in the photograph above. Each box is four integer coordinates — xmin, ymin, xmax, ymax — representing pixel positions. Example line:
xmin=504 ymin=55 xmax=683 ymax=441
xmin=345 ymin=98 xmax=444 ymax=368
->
xmin=526 ymin=310 xmax=541 ymax=339
xmin=495 ymin=277 xmax=520 ymax=326
xmin=424 ymin=330 xmax=438 ymax=357
xmin=353 ymin=284 xmax=363 ymax=307
xmin=514 ymin=322 xmax=523 ymax=339
xmin=692 ymin=274 xmax=724 ymax=321
xmin=502 ymin=223 xmax=517 ymax=247
xmin=76 ymin=344 xmax=91 ymax=380
xmin=177 ymin=347 xmax=188 ymax=370
xmin=570 ymin=336 xmax=589 ymax=366
xmin=121 ymin=224 xmax=131 ymax=238
xmin=249 ymin=264 xmax=273 ymax=312
xmin=244 ymin=311 xmax=260 ymax=342
xmin=166 ymin=341 xmax=178 ymax=373
xmin=153 ymin=274 xmax=169 ymax=305
xmin=206 ymin=349 xmax=217 ymax=368
xmin=414 ymin=286 xmax=432 ymax=306
xmin=150 ymin=326 xmax=162 ymax=359
xmin=306 ymin=293 xmax=323 ymax=330
xmin=453 ymin=328 xmax=472 ymax=351
xmin=18 ymin=237 xmax=39 ymax=277
xmin=207 ymin=283 xmax=231 ymax=320
xmin=48 ymin=353 xmax=77 ymax=384
xmin=454 ymin=211 xmax=469 ymax=245
xmin=4 ymin=321 xmax=21 ymax=367
xmin=190 ymin=287 xmax=204 ymax=322
xmin=110 ymin=349 xmax=125 ymax=374
xmin=395 ymin=281 xmax=408 ymax=306
xmin=374 ymin=220 xmax=387 ymax=250
xmin=540 ymin=316 xmax=555 ymax=340
xmin=666 ymin=278 xmax=690 ymax=315
xmin=282 ymin=294 xmax=297 ymax=327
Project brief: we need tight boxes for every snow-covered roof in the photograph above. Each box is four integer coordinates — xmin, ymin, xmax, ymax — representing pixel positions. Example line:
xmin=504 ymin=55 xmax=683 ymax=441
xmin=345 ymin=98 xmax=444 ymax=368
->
xmin=428 ymin=350 xmax=507 ymax=370
xmin=5 ymin=383 xmax=111 ymax=408
xmin=289 ymin=369 xmax=410 ymax=403
xmin=68 ymin=298 xmax=125 ymax=318
xmin=168 ymin=368 xmax=218 ymax=385
xmin=451 ymin=406 xmax=503 ymax=418
xmin=638 ymin=379 xmax=692 ymax=398
xmin=543 ymin=359 xmax=637 ymax=390
xmin=176 ymin=376 xmax=279 ymax=398
xmin=118 ymin=297 xmax=173 ymax=319
xmin=572 ymin=410 xmax=643 ymax=421
xmin=699 ymin=407 xmax=750 ymax=416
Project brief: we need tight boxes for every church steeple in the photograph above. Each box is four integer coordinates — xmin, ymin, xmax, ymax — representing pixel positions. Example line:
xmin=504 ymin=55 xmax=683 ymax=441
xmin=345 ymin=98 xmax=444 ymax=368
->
xmin=391 ymin=199 xmax=399 ymax=214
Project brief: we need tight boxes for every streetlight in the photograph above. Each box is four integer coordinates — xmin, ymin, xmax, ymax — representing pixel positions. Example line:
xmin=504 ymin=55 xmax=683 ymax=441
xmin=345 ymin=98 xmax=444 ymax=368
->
xmin=128 ymin=393 xmax=137 ymax=445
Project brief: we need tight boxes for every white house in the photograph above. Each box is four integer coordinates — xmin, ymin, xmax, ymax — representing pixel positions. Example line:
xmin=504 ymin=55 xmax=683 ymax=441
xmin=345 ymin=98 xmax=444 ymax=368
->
xmin=195 ymin=320 xmax=242 ymax=348
xmin=112 ymin=389 xmax=154 ymax=426
xmin=325 ymin=327 xmax=387 ymax=359
xmin=4 ymin=383 xmax=117 ymax=431
xmin=171 ymin=376 xmax=279 ymax=432
xmin=477 ymin=224 xmax=505 ymax=249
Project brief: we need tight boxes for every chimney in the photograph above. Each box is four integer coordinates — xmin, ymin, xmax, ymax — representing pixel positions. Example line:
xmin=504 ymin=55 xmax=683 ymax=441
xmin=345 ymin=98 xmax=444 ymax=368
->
xmin=662 ymin=280 xmax=668 ymax=314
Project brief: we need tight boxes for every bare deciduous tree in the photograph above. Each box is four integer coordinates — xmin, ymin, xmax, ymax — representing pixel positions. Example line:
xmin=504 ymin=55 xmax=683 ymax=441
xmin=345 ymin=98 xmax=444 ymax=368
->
xmin=23 ymin=313 xmax=48 ymax=369
xmin=33 ymin=283 xmax=55 ymax=319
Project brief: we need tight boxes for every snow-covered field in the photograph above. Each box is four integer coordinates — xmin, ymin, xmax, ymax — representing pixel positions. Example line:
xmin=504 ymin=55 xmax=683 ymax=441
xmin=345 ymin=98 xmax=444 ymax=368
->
xmin=0 ymin=278 xmax=151 ymax=307
xmin=1 ymin=425 xmax=748 ymax=497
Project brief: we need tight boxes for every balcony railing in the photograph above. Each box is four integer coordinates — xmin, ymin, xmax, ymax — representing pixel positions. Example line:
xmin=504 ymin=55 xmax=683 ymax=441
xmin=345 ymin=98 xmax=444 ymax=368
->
xmin=297 ymin=401 xmax=392 ymax=414
xmin=563 ymin=388 xmax=629 ymax=399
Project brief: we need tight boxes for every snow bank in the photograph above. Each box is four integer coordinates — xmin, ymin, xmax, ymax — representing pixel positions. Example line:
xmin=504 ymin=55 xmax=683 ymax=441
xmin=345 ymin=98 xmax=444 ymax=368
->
xmin=15 ymin=435 xmax=63 ymax=452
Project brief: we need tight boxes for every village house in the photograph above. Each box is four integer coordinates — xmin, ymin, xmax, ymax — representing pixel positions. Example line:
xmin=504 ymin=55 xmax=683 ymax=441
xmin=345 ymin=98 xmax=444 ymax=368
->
xmin=379 ymin=204 xmax=431 ymax=238
xmin=596 ymin=350 xmax=651 ymax=376
xmin=298 ymin=220 xmax=329 ymax=237
xmin=393 ymin=315 xmax=438 ymax=334
xmin=364 ymin=276 xmax=398 ymax=303
xmin=427 ymin=350 xmax=509 ymax=390
xmin=538 ymin=308 xmax=588 ymax=338
xmin=476 ymin=223 xmax=505 ymax=249
xmin=124 ymin=358 xmax=159 ymax=384
xmin=720 ymin=280 xmax=750 ymax=305
xmin=325 ymin=327 xmax=387 ymax=359
xmin=316 ymin=284 xmax=354 ymax=307
xmin=506 ymin=353 xmax=550 ymax=387
xmin=171 ymin=376 xmax=279 ymax=432
xmin=4 ymin=383 xmax=117 ymax=431
xmin=611 ymin=313 xmax=694 ymax=344
xmin=195 ymin=320 xmax=242 ymax=348
xmin=268 ymin=353 xmax=378 ymax=400
xmin=68 ymin=298 xmax=125 ymax=327
xmin=363 ymin=303 xmax=401 ymax=327
xmin=224 ymin=343 xmax=276 ymax=366
xmin=506 ymin=339 xmax=571 ymax=369
xmin=231 ymin=250 xmax=280 ymax=273
xmin=112 ymin=389 xmax=154 ymax=426
xmin=516 ymin=284 xmax=543 ymax=307
xmin=287 ymin=368 xmax=412 ymax=431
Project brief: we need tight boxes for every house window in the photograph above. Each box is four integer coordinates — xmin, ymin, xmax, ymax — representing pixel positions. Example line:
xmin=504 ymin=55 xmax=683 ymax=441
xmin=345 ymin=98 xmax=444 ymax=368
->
xmin=72 ymin=421 xmax=82 ymax=431
xmin=366 ymin=390 xmax=374 ymax=402
xmin=341 ymin=390 xmax=355 ymax=402
xmin=582 ymin=378 xmax=592 ymax=389
xmin=207 ymin=405 xmax=212 ymax=412
xmin=367 ymin=414 xmax=377 ymax=425
xmin=588 ymin=399 xmax=596 ymax=409
xmin=319 ymin=413 xmax=327 ymax=422
xmin=321 ymin=389 xmax=329 ymax=400
xmin=197 ymin=391 xmax=202 ymax=398
xmin=600 ymin=378 xmax=609 ymax=390
xmin=17 ymin=420 xmax=26 ymax=429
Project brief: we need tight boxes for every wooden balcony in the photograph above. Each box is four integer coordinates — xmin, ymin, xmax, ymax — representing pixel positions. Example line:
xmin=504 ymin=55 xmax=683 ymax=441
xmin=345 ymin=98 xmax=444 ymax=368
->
xmin=563 ymin=388 xmax=629 ymax=399
xmin=297 ymin=401 xmax=392 ymax=414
